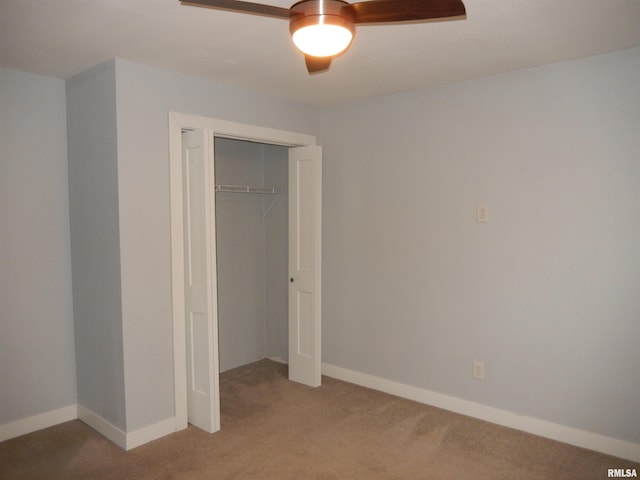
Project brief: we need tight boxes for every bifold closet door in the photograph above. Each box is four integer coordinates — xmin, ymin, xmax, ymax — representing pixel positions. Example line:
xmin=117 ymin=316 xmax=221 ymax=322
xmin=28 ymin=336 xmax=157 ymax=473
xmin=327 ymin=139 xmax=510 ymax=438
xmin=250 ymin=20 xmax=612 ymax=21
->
xmin=182 ymin=129 xmax=219 ymax=433
xmin=288 ymin=146 xmax=322 ymax=388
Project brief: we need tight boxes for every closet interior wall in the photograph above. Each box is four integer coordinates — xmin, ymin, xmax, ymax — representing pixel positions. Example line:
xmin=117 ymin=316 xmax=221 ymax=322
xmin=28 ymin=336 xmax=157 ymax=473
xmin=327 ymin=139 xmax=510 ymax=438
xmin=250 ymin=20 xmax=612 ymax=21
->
xmin=214 ymin=137 xmax=289 ymax=372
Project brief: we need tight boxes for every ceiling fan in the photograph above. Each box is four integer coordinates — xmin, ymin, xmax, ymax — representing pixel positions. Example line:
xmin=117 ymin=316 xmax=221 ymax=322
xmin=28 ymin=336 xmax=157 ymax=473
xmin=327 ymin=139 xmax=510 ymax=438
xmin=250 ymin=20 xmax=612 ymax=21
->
xmin=182 ymin=0 xmax=466 ymax=74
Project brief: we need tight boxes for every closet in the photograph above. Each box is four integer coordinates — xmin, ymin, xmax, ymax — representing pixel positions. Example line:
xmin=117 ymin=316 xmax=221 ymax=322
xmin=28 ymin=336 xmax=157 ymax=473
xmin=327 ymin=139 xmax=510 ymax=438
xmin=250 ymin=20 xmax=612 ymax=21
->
xmin=214 ymin=137 xmax=289 ymax=372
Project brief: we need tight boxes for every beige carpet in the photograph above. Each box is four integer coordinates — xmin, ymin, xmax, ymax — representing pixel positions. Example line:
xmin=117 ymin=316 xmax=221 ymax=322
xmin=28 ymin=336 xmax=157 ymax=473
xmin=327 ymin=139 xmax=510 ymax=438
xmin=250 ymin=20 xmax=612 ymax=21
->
xmin=1 ymin=359 xmax=637 ymax=479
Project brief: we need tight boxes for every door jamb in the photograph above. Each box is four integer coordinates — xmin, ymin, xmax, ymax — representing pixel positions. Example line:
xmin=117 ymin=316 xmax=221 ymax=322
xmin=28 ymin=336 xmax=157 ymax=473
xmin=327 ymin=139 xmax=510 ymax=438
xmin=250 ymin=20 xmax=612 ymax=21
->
xmin=168 ymin=112 xmax=317 ymax=431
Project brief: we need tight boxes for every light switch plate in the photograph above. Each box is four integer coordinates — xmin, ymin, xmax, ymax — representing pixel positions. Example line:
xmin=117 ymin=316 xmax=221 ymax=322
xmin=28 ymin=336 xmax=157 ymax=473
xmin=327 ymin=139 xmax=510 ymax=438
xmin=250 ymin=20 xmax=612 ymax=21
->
xmin=473 ymin=360 xmax=485 ymax=380
xmin=476 ymin=204 xmax=489 ymax=223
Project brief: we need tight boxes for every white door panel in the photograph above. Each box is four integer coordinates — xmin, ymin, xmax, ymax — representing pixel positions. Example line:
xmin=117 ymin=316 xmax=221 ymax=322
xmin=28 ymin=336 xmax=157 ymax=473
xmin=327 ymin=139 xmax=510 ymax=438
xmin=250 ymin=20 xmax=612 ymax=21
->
xmin=289 ymin=146 xmax=322 ymax=387
xmin=182 ymin=129 xmax=220 ymax=433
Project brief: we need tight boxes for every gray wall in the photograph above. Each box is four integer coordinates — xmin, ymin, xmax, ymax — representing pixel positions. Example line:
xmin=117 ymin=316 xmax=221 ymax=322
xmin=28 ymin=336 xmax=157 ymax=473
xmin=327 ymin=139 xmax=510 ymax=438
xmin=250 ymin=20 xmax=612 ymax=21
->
xmin=0 ymin=68 xmax=76 ymax=423
xmin=113 ymin=58 xmax=316 ymax=430
xmin=215 ymin=138 xmax=288 ymax=372
xmin=319 ymin=47 xmax=640 ymax=444
xmin=66 ymin=60 xmax=126 ymax=430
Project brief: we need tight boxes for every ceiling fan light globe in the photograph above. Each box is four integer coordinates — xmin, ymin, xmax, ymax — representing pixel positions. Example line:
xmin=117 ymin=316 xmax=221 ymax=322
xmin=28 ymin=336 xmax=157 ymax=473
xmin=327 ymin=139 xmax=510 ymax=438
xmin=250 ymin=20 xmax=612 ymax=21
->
xmin=292 ymin=23 xmax=353 ymax=57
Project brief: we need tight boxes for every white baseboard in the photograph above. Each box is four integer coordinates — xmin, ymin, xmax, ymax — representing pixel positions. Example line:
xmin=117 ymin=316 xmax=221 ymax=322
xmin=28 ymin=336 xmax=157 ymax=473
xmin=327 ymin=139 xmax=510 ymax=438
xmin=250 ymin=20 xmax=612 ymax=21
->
xmin=0 ymin=404 xmax=78 ymax=442
xmin=266 ymin=356 xmax=288 ymax=365
xmin=125 ymin=417 xmax=178 ymax=450
xmin=78 ymin=405 xmax=179 ymax=450
xmin=77 ymin=405 xmax=127 ymax=449
xmin=322 ymin=363 xmax=640 ymax=463
xmin=2 ymin=404 xmax=178 ymax=451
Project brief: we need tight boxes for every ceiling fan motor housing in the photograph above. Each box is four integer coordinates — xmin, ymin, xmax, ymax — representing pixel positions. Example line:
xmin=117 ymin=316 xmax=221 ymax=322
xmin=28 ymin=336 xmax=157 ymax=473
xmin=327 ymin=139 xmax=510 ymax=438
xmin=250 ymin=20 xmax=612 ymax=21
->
xmin=289 ymin=0 xmax=356 ymax=55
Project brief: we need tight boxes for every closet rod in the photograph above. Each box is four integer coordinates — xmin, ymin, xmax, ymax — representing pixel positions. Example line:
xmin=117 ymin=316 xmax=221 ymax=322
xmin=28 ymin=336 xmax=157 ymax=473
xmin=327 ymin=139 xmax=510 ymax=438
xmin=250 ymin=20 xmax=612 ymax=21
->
xmin=215 ymin=184 xmax=285 ymax=219
xmin=215 ymin=184 xmax=284 ymax=195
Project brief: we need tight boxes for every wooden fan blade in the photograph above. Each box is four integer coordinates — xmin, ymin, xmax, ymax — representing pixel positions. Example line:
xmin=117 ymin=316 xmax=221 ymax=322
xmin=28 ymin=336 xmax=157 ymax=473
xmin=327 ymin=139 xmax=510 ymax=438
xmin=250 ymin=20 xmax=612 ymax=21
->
xmin=305 ymin=55 xmax=332 ymax=74
xmin=346 ymin=0 xmax=465 ymax=24
xmin=181 ymin=0 xmax=290 ymax=19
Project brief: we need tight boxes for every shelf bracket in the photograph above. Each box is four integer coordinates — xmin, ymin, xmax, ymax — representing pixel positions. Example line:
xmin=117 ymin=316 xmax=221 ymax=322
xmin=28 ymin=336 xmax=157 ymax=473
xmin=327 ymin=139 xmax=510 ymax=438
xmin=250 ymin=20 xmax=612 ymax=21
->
xmin=262 ymin=191 xmax=283 ymax=219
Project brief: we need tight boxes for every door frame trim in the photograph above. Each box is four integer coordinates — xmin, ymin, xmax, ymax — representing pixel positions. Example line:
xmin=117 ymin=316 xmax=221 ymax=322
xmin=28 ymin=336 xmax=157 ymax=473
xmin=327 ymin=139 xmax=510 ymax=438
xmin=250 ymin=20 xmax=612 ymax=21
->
xmin=168 ymin=112 xmax=317 ymax=431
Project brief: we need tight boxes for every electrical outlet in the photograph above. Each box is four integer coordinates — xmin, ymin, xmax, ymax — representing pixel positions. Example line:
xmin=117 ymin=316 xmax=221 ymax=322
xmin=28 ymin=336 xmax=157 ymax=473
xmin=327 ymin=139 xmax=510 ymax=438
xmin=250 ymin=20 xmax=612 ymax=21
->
xmin=472 ymin=360 xmax=485 ymax=380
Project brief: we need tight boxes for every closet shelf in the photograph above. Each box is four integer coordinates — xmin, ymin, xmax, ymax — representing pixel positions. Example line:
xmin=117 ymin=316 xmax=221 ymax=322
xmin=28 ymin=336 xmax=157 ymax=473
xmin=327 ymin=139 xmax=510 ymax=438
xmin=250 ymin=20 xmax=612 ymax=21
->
xmin=215 ymin=184 xmax=284 ymax=194
xmin=215 ymin=184 xmax=285 ymax=219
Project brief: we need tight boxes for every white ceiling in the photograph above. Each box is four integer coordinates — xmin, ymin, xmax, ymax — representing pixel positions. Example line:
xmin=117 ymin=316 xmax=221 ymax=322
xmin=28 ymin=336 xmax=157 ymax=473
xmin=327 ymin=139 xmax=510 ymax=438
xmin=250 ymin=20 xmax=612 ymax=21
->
xmin=2 ymin=0 xmax=640 ymax=106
